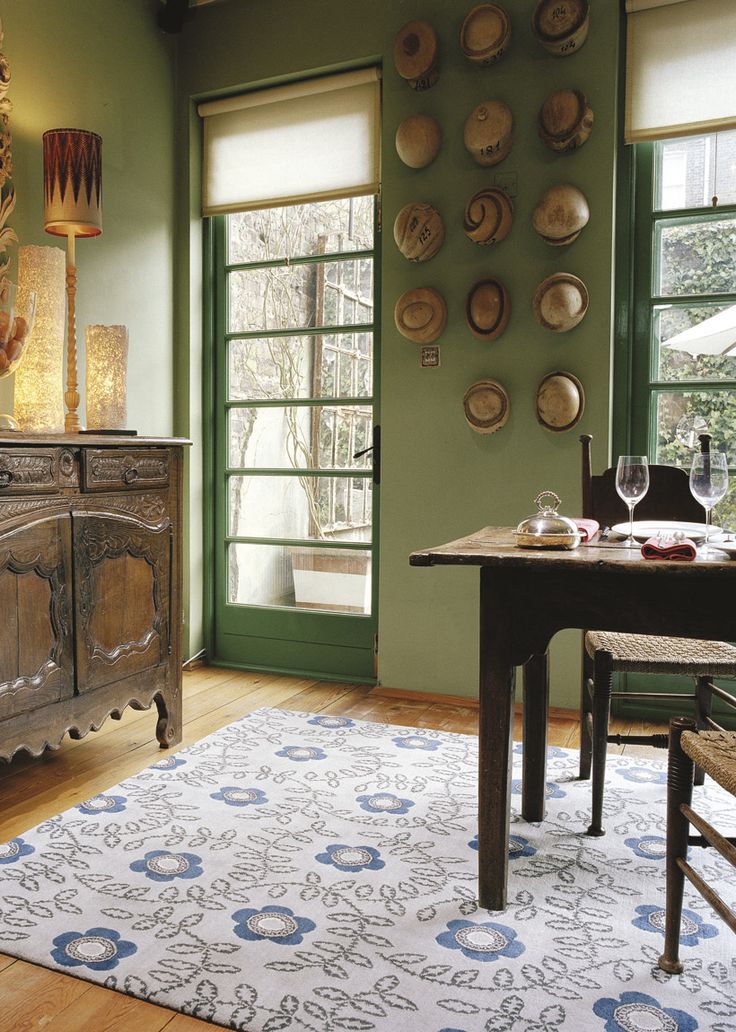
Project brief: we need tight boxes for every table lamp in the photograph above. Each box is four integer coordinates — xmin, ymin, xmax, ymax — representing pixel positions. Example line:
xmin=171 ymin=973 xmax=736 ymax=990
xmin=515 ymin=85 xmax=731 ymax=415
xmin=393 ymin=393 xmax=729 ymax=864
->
xmin=42 ymin=128 xmax=102 ymax=432
xmin=85 ymin=324 xmax=128 ymax=430
xmin=13 ymin=245 xmax=65 ymax=431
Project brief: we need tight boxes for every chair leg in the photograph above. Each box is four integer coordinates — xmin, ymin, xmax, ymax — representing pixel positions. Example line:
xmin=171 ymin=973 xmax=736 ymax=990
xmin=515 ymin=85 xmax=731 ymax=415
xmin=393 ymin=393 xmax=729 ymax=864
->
xmin=587 ymin=649 xmax=613 ymax=837
xmin=658 ymin=716 xmax=696 ymax=975
xmin=693 ymin=676 xmax=713 ymax=787
xmin=579 ymin=636 xmax=593 ymax=780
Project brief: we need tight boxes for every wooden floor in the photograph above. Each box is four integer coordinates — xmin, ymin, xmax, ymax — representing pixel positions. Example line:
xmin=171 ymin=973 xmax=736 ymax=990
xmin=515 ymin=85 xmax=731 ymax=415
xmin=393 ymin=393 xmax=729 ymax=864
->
xmin=0 ymin=665 xmax=669 ymax=1032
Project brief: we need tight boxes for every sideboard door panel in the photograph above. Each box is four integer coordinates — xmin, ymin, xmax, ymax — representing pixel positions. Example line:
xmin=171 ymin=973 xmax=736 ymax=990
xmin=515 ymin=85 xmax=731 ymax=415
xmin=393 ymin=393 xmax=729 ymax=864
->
xmin=0 ymin=516 xmax=74 ymax=720
xmin=73 ymin=513 xmax=171 ymax=693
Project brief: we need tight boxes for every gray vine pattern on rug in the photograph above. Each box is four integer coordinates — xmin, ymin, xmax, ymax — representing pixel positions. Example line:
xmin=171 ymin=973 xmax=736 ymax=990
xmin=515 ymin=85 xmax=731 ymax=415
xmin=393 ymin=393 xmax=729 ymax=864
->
xmin=0 ymin=708 xmax=734 ymax=1031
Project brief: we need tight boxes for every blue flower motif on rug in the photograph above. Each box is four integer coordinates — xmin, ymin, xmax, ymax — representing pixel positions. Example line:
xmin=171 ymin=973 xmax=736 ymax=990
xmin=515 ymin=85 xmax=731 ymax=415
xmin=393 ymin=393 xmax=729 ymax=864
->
xmin=616 ymin=765 xmax=667 ymax=785
xmin=392 ymin=734 xmax=440 ymax=751
xmin=50 ymin=927 xmax=137 ymax=971
xmin=0 ymin=837 xmax=34 ymax=864
xmin=149 ymin=755 xmax=187 ymax=770
xmin=513 ymin=743 xmax=566 ymax=757
xmin=512 ymin=779 xmax=565 ymax=799
xmin=129 ymin=850 xmax=204 ymax=882
xmin=632 ymin=904 xmax=718 ymax=946
xmin=593 ymin=991 xmax=698 ymax=1032
xmin=468 ymin=834 xmax=536 ymax=859
xmin=275 ymin=745 xmax=327 ymax=761
xmin=307 ymin=715 xmax=355 ymax=728
xmin=76 ymin=793 xmax=127 ymax=816
xmin=316 ymin=843 xmax=385 ymax=872
xmin=356 ymin=792 xmax=414 ymax=814
xmin=436 ymin=919 xmax=525 ymax=963
xmin=624 ymin=835 xmax=666 ymax=860
xmin=210 ymin=786 xmax=268 ymax=807
xmin=232 ymin=905 xmax=315 ymax=946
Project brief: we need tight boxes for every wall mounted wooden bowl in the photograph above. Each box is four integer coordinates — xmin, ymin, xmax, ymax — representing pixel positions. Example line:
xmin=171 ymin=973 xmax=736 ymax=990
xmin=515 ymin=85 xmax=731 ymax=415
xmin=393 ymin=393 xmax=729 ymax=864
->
xmin=532 ymin=272 xmax=589 ymax=332
xmin=395 ymin=114 xmax=442 ymax=168
xmin=463 ymin=379 xmax=510 ymax=434
xmin=532 ymin=0 xmax=590 ymax=56
xmin=465 ymin=278 xmax=510 ymax=341
xmin=535 ymin=370 xmax=585 ymax=432
xmin=394 ymin=287 xmax=447 ymax=343
xmin=460 ymin=3 xmax=512 ymax=65
xmin=393 ymin=201 xmax=445 ymax=262
xmin=532 ymin=184 xmax=589 ymax=245
xmin=463 ymin=186 xmax=514 ymax=245
xmin=393 ymin=20 xmax=440 ymax=90
xmin=538 ymin=87 xmax=593 ymax=152
xmin=463 ymin=100 xmax=513 ymax=166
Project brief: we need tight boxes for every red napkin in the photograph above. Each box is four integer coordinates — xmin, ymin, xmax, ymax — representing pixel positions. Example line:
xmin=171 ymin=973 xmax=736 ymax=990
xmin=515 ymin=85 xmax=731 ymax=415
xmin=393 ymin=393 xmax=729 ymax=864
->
xmin=574 ymin=518 xmax=600 ymax=542
xmin=641 ymin=535 xmax=697 ymax=561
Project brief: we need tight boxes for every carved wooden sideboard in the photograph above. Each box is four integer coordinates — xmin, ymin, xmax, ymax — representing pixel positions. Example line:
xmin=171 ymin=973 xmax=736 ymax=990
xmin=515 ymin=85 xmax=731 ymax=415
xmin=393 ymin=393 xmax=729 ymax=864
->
xmin=0 ymin=434 xmax=189 ymax=762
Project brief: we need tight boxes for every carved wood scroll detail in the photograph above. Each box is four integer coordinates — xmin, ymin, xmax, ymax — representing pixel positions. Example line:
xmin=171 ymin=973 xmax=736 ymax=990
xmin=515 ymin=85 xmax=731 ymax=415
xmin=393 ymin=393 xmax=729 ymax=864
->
xmin=0 ymin=450 xmax=56 ymax=489
xmin=0 ymin=497 xmax=62 ymax=524
xmin=87 ymin=451 xmax=169 ymax=489
xmin=75 ymin=517 xmax=169 ymax=669
xmin=58 ymin=448 xmax=79 ymax=487
xmin=105 ymin=492 xmax=168 ymax=524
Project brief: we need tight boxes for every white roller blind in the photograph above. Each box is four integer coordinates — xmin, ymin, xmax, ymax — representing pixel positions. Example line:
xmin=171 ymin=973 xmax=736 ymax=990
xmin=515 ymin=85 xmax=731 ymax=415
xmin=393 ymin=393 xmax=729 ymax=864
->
xmin=625 ymin=0 xmax=736 ymax=143
xmin=199 ymin=68 xmax=381 ymax=215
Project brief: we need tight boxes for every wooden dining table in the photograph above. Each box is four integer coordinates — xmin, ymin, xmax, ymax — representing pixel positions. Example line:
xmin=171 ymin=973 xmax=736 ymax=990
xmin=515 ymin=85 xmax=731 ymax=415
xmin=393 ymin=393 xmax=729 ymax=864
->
xmin=410 ymin=526 xmax=736 ymax=911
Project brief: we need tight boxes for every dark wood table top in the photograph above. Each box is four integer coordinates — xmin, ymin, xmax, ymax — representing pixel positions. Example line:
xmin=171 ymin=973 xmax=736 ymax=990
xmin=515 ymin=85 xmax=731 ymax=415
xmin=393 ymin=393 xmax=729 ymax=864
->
xmin=410 ymin=526 xmax=736 ymax=578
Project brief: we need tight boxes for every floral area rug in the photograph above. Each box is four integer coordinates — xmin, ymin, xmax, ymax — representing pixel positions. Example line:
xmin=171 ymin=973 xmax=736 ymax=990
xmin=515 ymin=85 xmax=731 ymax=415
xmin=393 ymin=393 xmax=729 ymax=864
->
xmin=0 ymin=708 xmax=734 ymax=1032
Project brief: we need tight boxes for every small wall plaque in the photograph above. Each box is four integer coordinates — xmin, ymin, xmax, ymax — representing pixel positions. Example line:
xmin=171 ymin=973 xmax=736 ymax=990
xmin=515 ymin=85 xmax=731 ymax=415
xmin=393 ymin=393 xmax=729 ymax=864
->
xmin=420 ymin=345 xmax=441 ymax=367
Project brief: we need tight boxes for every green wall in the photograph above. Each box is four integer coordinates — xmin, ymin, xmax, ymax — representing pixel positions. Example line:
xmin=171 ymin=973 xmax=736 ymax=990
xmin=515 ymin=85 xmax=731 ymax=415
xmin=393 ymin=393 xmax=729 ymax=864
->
xmin=178 ymin=0 xmax=620 ymax=705
xmin=0 ymin=0 xmax=176 ymax=439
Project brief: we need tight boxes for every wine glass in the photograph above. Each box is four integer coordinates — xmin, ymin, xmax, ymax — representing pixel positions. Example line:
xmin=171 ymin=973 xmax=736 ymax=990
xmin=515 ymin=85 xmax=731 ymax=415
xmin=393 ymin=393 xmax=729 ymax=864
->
xmin=690 ymin=451 xmax=729 ymax=556
xmin=616 ymin=455 xmax=650 ymax=545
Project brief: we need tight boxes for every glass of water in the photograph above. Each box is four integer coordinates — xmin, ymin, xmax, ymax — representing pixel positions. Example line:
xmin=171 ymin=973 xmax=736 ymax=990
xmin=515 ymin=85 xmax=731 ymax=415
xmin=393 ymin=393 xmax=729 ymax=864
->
xmin=616 ymin=455 xmax=650 ymax=546
xmin=690 ymin=451 xmax=729 ymax=556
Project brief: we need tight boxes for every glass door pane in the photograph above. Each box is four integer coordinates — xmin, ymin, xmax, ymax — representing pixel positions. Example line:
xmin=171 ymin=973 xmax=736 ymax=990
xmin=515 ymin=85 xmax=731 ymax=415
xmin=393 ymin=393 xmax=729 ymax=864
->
xmin=214 ymin=196 xmax=378 ymax=678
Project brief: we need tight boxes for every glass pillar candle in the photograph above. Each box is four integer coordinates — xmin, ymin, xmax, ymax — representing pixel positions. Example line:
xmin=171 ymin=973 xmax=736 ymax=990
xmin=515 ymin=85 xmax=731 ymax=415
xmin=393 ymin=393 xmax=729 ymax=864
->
xmin=85 ymin=324 xmax=128 ymax=430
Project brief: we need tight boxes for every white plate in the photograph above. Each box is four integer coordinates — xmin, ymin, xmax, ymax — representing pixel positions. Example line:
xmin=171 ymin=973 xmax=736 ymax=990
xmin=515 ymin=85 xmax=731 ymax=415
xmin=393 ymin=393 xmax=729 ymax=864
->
xmin=610 ymin=520 xmax=722 ymax=544
xmin=709 ymin=540 xmax=736 ymax=559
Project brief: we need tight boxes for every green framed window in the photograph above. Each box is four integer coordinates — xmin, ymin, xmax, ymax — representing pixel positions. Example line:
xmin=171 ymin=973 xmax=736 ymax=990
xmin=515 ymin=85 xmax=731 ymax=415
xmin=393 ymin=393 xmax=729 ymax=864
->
xmin=629 ymin=130 xmax=736 ymax=526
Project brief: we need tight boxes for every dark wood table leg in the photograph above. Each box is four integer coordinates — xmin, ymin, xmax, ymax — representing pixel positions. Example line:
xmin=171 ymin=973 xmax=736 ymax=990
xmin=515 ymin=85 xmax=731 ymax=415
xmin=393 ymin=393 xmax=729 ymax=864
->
xmin=522 ymin=651 xmax=549 ymax=822
xmin=477 ymin=569 xmax=516 ymax=911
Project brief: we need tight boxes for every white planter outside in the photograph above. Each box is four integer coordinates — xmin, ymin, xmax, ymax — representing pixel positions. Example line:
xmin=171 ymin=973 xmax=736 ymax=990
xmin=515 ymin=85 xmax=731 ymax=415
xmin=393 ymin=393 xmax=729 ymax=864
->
xmin=290 ymin=547 xmax=371 ymax=614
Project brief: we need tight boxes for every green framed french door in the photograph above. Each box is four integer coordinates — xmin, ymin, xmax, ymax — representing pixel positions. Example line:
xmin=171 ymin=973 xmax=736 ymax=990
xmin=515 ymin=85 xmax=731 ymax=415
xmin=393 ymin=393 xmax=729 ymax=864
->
xmin=210 ymin=196 xmax=380 ymax=681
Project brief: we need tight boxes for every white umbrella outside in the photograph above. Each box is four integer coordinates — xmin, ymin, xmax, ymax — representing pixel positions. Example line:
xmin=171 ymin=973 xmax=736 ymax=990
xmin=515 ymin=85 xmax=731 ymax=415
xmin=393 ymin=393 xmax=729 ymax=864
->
xmin=663 ymin=303 xmax=736 ymax=357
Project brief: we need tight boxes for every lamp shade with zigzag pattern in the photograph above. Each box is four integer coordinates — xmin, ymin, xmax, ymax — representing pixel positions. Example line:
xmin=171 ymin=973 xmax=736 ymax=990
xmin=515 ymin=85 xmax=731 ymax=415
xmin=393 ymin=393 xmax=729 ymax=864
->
xmin=43 ymin=128 xmax=102 ymax=237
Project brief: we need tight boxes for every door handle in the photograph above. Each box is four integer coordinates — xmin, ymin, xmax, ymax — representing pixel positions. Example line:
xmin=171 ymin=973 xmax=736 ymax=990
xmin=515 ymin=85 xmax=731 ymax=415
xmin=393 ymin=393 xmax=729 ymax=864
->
xmin=353 ymin=425 xmax=381 ymax=486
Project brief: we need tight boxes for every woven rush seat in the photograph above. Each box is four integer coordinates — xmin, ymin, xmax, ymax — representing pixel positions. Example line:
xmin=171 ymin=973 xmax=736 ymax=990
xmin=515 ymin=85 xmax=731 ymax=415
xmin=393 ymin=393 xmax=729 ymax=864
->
xmin=584 ymin=632 xmax=736 ymax=676
xmin=659 ymin=717 xmax=736 ymax=975
xmin=681 ymin=729 xmax=736 ymax=795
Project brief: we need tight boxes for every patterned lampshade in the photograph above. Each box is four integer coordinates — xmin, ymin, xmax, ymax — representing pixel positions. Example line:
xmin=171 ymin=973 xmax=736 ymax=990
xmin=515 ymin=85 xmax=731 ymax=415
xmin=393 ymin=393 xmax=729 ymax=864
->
xmin=43 ymin=128 xmax=102 ymax=238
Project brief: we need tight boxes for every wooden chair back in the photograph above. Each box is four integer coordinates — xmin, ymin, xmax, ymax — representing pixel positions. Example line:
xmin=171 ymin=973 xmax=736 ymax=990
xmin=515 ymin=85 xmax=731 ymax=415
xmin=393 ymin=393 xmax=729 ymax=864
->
xmin=580 ymin=434 xmax=704 ymax=528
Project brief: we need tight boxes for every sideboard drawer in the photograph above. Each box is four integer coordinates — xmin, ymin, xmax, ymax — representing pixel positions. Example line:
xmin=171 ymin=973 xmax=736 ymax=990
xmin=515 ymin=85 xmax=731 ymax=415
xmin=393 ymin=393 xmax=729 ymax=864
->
xmin=0 ymin=447 xmax=63 ymax=495
xmin=82 ymin=448 xmax=171 ymax=492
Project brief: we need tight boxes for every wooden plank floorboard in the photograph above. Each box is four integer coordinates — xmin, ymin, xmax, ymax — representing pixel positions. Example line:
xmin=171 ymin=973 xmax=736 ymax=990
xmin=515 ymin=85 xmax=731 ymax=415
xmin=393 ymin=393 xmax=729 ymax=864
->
xmin=0 ymin=959 xmax=90 ymax=1032
xmin=42 ymin=983 xmax=176 ymax=1032
xmin=0 ymin=666 xmax=669 ymax=1032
